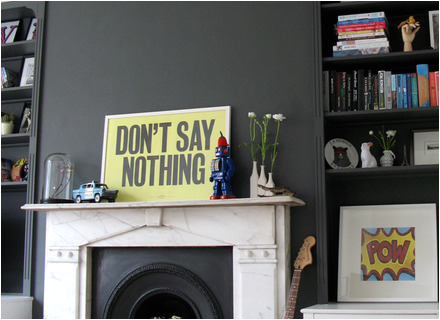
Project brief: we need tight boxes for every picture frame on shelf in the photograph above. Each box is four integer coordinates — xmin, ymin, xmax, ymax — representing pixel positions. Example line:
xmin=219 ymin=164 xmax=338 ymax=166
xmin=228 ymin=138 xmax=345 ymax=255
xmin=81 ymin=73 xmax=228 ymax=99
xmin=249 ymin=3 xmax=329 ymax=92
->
xmin=19 ymin=106 xmax=31 ymax=134
xmin=20 ymin=57 xmax=34 ymax=87
xmin=324 ymin=138 xmax=359 ymax=169
xmin=429 ymin=10 xmax=439 ymax=50
xmin=1 ymin=20 xmax=20 ymax=44
xmin=26 ymin=18 xmax=38 ymax=41
xmin=101 ymin=106 xmax=231 ymax=202
xmin=338 ymin=203 xmax=438 ymax=302
xmin=411 ymin=129 xmax=439 ymax=165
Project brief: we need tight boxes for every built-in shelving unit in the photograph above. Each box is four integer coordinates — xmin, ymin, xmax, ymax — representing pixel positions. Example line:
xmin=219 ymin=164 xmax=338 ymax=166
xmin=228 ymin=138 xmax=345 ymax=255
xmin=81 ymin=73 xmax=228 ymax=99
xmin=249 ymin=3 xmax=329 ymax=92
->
xmin=1 ymin=1 xmax=45 ymax=297
xmin=314 ymin=0 xmax=439 ymax=307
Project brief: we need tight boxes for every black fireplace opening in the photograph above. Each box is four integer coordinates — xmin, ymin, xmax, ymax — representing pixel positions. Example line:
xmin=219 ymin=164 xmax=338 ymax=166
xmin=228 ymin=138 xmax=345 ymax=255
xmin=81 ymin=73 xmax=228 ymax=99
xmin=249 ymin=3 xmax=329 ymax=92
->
xmin=91 ymin=247 xmax=233 ymax=319
xmin=130 ymin=288 xmax=200 ymax=319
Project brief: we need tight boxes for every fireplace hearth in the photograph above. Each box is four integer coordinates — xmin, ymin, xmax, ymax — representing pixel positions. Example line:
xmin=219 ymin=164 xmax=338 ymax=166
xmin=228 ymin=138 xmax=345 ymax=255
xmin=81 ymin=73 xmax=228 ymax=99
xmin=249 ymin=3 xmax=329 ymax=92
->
xmin=92 ymin=247 xmax=232 ymax=318
xmin=23 ymin=196 xmax=305 ymax=318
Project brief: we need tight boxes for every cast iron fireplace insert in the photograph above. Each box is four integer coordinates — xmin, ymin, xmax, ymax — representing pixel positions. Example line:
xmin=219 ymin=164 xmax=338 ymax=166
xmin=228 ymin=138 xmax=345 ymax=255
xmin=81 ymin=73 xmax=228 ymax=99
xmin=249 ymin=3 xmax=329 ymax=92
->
xmin=92 ymin=247 xmax=233 ymax=318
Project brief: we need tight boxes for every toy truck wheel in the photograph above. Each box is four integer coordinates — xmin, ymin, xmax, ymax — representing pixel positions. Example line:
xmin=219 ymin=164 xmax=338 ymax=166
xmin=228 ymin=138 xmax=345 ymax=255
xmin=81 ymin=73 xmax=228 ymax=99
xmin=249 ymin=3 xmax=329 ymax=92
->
xmin=75 ymin=195 xmax=82 ymax=203
xmin=94 ymin=194 xmax=101 ymax=203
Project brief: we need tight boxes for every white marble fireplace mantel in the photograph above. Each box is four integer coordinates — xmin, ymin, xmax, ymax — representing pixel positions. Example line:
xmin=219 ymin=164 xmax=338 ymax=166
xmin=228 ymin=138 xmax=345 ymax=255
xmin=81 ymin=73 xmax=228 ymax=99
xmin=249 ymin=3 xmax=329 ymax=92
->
xmin=23 ymin=196 xmax=305 ymax=319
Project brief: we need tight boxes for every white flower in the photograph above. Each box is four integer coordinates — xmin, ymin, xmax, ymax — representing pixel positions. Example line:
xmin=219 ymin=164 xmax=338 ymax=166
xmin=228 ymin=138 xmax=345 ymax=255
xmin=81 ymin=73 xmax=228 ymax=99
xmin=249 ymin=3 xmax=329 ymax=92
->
xmin=273 ymin=114 xmax=286 ymax=121
xmin=265 ymin=114 xmax=272 ymax=119
xmin=386 ymin=130 xmax=396 ymax=137
xmin=248 ymin=112 xmax=256 ymax=118
xmin=369 ymin=131 xmax=374 ymax=135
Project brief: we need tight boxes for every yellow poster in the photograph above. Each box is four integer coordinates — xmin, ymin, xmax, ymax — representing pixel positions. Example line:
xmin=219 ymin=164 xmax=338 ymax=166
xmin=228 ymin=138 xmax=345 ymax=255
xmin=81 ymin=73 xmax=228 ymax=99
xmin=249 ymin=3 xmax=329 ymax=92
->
xmin=101 ymin=106 xmax=230 ymax=202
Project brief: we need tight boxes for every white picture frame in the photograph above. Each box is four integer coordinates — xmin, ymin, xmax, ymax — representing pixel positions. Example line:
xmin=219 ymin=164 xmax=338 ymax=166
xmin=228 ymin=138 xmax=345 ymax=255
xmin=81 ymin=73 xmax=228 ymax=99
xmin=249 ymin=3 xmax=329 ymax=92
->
xmin=429 ymin=10 xmax=439 ymax=50
xmin=26 ymin=18 xmax=38 ymax=41
xmin=1 ymin=20 xmax=20 ymax=44
xmin=20 ymin=57 xmax=35 ymax=87
xmin=101 ymin=106 xmax=231 ymax=202
xmin=338 ymin=203 xmax=437 ymax=302
xmin=412 ymin=129 xmax=439 ymax=165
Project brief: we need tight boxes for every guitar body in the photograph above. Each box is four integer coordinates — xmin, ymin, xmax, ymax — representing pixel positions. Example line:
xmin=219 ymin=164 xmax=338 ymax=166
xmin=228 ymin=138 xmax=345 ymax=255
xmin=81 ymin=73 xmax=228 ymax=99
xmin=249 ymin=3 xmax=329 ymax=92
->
xmin=284 ymin=236 xmax=316 ymax=319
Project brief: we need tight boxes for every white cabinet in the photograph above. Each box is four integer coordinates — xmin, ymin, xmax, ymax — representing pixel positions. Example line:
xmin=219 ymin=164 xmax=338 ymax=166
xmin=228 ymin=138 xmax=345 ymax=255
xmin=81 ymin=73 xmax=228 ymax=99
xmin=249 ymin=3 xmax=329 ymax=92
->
xmin=301 ymin=303 xmax=439 ymax=319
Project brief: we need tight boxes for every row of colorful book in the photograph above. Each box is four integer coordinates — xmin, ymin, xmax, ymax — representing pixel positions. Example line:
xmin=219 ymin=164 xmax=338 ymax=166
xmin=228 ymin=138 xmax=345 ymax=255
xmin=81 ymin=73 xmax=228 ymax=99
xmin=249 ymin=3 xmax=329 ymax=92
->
xmin=333 ymin=11 xmax=390 ymax=57
xmin=323 ymin=64 xmax=439 ymax=112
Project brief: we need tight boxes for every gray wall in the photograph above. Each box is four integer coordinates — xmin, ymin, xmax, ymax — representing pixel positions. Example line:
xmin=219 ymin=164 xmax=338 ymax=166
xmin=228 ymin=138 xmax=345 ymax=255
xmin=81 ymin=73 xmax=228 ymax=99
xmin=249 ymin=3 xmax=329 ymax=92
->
xmin=34 ymin=2 xmax=317 ymax=317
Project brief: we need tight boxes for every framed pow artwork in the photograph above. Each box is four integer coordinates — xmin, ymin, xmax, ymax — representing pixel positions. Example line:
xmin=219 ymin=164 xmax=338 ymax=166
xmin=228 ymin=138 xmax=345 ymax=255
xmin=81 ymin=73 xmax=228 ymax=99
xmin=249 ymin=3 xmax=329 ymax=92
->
xmin=338 ymin=203 xmax=437 ymax=302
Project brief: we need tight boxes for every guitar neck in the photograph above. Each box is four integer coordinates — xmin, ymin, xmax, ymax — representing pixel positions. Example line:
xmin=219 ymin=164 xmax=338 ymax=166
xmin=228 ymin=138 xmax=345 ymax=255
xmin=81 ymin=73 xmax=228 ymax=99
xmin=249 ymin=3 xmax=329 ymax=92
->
xmin=284 ymin=269 xmax=302 ymax=319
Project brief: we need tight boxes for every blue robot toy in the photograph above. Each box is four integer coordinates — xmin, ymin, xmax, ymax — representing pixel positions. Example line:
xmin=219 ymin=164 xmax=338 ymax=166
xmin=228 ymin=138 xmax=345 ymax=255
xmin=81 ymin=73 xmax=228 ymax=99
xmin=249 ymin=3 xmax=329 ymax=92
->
xmin=209 ymin=132 xmax=236 ymax=200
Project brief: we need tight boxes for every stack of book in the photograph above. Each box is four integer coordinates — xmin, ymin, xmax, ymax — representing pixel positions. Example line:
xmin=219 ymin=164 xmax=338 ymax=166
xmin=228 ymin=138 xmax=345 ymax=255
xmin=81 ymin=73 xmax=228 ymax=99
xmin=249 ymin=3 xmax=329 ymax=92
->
xmin=333 ymin=11 xmax=390 ymax=57
xmin=323 ymin=64 xmax=439 ymax=112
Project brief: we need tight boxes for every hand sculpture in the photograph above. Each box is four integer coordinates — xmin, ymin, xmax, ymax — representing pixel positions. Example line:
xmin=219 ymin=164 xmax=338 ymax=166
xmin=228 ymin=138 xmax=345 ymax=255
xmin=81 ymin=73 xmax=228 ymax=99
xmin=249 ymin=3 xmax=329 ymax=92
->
xmin=398 ymin=16 xmax=420 ymax=52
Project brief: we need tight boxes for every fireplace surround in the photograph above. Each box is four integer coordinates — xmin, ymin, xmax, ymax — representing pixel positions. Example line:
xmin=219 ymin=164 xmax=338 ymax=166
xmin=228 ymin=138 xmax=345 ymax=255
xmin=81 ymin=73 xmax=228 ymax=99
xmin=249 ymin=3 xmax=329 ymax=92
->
xmin=23 ymin=196 xmax=305 ymax=318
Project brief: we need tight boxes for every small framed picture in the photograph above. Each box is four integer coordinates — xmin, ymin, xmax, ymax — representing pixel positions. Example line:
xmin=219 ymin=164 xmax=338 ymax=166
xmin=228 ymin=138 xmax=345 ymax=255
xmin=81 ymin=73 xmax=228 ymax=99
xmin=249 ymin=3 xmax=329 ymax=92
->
xmin=20 ymin=57 xmax=35 ymax=87
xmin=1 ymin=20 xmax=20 ymax=44
xmin=429 ymin=10 xmax=439 ymax=50
xmin=411 ymin=129 xmax=439 ymax=165
xmin=19 ymin=106 xmax=31 ymax=134
xmin=26 ymin=18 xmax=38 ymax=41
xmin=338 ymin=204 xmax=437 ymax=302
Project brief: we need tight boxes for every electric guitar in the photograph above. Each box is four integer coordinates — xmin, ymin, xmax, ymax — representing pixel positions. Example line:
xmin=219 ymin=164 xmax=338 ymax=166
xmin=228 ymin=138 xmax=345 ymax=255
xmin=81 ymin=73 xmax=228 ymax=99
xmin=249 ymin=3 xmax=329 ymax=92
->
xmin=284 ymin=236 xmax=316 ymax=319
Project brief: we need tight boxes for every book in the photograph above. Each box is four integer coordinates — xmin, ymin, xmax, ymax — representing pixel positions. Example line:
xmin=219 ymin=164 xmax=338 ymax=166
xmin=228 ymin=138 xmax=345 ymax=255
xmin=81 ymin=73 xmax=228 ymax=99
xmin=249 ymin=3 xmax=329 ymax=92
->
xmin=429 ymin=72 xmax=437 ymax=106
xmin=358 ymin=69 xmax=365 ymax=110
xmin=411 ymin=73 xmax=419 ymax=107
xmin=436 ymin=71 xmax=439 ymax=106
xmin=323 ymin=71 xmax=330 ymax=112
xmin=402 ymin=74 xmax=408 ymax=108
xmin=406 ymin=74 xmax=412 ymax=108
xmin=391 ymin=74 xmax=397 ymax=109
xmin=338 ymin=30 xmax=387 ymax=40
xmin=352 ymin=70 xmax=358 ymax=111
xmin=347 ymin=73 xmax=352 ymax=111
xmin=417 ymin=64 xmax=430 ymax=107
xmin=385 ymin=71 xmax=392 ymax=109
xmin=332 ymin=47 xmax=390 ymax=57
xmin=338 ymin=11 xmax=385 ymax=22
xmin=337 ymin=22 xmax=387 ymax=33
xmin=397 ymin=74 xmax=403 ymax=108
xmin=330 ymin=70 xmax=337 ymax=112
xmin=373 ymin=73 xmax=379 ymax=110
xmin=378 ymin=70 xmax=385 ymax=109
xmin=367 ymin=70 xmax=373 ymax=110
xmin=336 ymin=37 xmax=388 ymax=46
xmin=333 ymin=41 xmax=389 ymax=51
xmin=337 ymin=17 xmax=386 ymax=26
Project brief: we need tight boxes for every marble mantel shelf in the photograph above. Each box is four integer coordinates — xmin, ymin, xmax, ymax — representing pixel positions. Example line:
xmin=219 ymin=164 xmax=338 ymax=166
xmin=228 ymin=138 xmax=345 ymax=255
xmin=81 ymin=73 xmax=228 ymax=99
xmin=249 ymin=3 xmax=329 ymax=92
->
xmin=22 ymin=196 xmax=305 ymax=319
xmin=22 ymin=195 xmax=305 ymax=211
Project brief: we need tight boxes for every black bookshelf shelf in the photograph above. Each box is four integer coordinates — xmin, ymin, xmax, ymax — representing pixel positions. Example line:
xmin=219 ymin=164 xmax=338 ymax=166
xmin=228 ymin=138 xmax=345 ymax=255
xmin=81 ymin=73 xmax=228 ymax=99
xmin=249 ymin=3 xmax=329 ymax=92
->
xmin=1 ymin=181 xmax=28 ymax=191
xmin=326 ymin=164 xmax=438 ymax=180
xmin=1 ymin=40 xmax=36 ymax=59
xmin=325 ymin=107 xmax=439 ymax=124
xmin=323 ymin=50 xmax=439 ymax=68
xmin=1 ymin=133 xmax=30 ymax=146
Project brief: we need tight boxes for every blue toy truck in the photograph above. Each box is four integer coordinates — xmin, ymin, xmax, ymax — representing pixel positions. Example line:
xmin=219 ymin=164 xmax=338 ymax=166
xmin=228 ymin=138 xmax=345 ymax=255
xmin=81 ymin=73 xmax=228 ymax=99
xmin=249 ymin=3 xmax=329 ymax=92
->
xmin=72 ymin=181 xmax=118 ymax=203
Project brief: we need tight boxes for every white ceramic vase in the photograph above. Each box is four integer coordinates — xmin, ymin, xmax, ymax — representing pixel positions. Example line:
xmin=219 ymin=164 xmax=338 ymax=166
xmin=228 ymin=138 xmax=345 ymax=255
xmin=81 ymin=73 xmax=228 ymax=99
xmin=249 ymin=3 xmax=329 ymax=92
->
xmin=257 ymin=165 xmax=267 ymax=196
xmin=1 ymin=122 xmax=14 ymax=135
xmin=250 ymin=161 xmax=259 ymax=198
xmin=265 ymin=172 xmax=275 ymax=196
xmin=380 ymin=150 xmax=395 ymax=167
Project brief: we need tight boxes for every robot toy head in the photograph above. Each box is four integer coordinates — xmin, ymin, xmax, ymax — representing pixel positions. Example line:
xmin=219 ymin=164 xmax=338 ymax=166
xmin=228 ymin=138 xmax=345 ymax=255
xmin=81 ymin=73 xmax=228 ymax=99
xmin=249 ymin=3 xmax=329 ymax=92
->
xmin=215 ymin=132 xmax=230 ymax=157
xmin=215 ymin=145 xmax=230 ymax=157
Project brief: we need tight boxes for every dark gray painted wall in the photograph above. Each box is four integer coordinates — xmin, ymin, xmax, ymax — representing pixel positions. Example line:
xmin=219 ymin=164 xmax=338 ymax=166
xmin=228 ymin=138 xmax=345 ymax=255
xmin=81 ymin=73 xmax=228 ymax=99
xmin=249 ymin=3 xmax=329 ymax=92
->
xmin=33 ymin=2 xmax=317 ymax=317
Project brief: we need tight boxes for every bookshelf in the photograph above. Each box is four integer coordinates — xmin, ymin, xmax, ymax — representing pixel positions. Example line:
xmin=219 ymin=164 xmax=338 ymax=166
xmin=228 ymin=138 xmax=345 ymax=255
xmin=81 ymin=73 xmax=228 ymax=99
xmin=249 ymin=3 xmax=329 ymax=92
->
xmin=313 ymin=0 xmax=439 ymax=308
xmin=1 ymin=1 xmax=45 ymax=296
